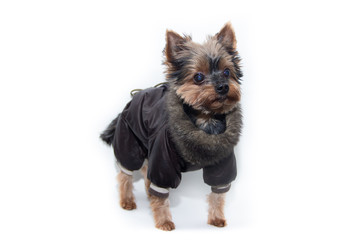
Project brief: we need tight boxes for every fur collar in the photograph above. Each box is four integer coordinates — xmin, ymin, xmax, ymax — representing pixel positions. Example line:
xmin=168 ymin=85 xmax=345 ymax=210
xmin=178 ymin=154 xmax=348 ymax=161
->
xmin=166 ymin=89 xmax=242 ymax=166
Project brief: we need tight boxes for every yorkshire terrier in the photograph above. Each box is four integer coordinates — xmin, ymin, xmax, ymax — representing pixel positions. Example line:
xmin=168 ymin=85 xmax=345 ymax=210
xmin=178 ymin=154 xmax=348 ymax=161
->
xmin=100 ymin=22 xmax=243 ymax=231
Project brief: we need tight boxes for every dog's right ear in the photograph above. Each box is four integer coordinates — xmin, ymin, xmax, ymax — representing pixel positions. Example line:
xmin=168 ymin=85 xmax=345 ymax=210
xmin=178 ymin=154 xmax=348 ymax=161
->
xmin=165 ymin=30 xmax=189 ymax=61
xmin=215 ymin=22 xmax=237 ymax=51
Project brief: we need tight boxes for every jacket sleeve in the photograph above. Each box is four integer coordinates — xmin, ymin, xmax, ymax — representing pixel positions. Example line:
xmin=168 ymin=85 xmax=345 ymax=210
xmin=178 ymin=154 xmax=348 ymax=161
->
xmin=202 ymin=151 xmax=237 ymax=193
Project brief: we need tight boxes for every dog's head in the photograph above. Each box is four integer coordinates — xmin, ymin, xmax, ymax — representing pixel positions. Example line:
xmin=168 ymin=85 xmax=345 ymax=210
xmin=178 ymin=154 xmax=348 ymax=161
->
xmin=164 ymin=22 xmax=242 ymax=114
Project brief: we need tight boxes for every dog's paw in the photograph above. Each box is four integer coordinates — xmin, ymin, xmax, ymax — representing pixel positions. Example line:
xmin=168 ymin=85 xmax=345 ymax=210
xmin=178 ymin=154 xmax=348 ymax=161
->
xmin=208 ymin=217 xmax=227 ymax=227
xmin=156 ymin=221 xmax=175 ymax=231
xmin=120 ymin=199 xmax=137 ymax=210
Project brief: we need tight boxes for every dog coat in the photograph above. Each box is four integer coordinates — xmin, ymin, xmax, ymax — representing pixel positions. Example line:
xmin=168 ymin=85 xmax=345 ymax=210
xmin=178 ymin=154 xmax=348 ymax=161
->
xmin=112 ymin=85 xmax=238 ymax=198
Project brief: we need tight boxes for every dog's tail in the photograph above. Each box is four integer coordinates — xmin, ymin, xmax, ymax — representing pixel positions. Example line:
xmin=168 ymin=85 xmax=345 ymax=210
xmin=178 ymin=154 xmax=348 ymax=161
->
xmin=100 ymin=114 xmax=120 ymax=146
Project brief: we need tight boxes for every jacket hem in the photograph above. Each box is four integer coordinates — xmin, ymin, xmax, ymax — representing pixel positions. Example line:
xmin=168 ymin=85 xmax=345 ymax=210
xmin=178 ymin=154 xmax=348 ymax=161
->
xmin=211 ymin=184 xmax=231 ymax=194
xmin=149 ymin=183 xmax=169 ymax=198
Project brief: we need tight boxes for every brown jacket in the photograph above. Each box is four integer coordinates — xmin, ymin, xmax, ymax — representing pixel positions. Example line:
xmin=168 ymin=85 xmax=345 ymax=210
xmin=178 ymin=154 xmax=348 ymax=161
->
xmin=110 ymin=85 xmax=240 ymax=197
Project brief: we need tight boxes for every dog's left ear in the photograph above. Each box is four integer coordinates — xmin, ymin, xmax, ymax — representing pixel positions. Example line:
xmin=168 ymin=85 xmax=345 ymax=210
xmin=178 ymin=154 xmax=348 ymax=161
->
xmin=215 ymin=22 xmax=237 ymax=50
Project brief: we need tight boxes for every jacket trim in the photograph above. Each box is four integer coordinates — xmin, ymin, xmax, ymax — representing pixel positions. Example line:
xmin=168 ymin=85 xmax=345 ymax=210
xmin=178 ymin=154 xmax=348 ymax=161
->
xmin=211 ymin=184 xmax=231 ymax=194
xmin=166 ymin=88 xmax=242 ymax=166
xmin=149 ymin=183 xmax=169 ymax=198
xmin=118 ymin=163 xmax=133 ymax=176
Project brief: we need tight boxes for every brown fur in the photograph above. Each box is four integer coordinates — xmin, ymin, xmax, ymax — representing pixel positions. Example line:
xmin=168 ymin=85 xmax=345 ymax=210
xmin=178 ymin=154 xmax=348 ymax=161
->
xmin=149 ymin=195 xmax=175 ymax=231
xmin=176 ymin=78 xmax=240 ymax=114
xmin=215 ymin=22 xmax=237 ymax=49
xmin=165 ymin=30 xmax=192 ymax=61
xmin=140 ymin=163 xmax=151 ymax=198
xmin=207 ymin=192 xmax=227 ymax=227
xmin=195 ymin=111 xmax=213 ymax=126
xmin=164 ymin=23 xmax=241 ymax=115
xmin=110 ymin=22 xmax=242 ymax=231
xmin=117 ymin=171 xmax=136 ymax=210
xmin=141 ymin=164 xmax=174 ymax=231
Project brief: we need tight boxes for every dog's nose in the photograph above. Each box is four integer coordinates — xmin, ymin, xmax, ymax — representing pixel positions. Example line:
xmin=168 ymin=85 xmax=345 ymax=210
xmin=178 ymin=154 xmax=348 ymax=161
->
xmin=215 ymin=83 xmax=229 ymax=95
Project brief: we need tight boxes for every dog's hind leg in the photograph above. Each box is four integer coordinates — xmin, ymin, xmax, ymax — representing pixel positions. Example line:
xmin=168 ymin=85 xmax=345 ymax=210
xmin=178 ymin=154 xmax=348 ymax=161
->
xmin=117 ymin=171 xmax=136 ymax=210
xmin=140 ymin=162 xmax=151 ymax=197
xmin=207 ymin=192 xmax=227 ymax=227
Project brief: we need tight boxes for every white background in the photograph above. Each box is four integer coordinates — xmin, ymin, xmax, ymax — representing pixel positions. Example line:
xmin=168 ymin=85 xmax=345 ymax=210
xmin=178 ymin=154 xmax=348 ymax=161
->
xmin=1 ymin=0 xmax=359 ymax=239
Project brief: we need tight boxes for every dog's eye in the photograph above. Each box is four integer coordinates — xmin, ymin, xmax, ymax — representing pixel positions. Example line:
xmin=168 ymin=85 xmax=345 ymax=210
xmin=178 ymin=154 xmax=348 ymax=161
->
xmin=223 ymin=69 xmax=230 ymax=78
xmin=194 ymin=73 xmax=205 ymax=84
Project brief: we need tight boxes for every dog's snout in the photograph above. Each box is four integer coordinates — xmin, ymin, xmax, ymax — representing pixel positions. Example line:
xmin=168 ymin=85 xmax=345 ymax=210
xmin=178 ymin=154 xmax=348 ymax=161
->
xmin=215 ymin=83 xmax=229 ymax=95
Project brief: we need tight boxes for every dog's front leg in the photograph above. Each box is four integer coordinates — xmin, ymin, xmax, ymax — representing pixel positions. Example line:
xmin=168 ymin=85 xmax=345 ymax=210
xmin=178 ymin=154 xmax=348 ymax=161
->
xmin=207 ymin=192 xmax=227 ymax=227
xmin=150 ymin=195 xmax=175 ymax=231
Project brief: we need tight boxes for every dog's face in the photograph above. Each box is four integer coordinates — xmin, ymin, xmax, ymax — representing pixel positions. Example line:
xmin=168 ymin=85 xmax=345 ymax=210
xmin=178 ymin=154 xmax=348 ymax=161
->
xmin=164 ymin=23 xmax=242 ymax=114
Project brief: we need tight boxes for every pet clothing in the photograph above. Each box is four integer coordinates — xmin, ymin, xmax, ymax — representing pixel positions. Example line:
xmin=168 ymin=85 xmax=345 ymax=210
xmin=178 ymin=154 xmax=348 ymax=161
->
xmin=112 ymin=85 xmax=238 ymax=198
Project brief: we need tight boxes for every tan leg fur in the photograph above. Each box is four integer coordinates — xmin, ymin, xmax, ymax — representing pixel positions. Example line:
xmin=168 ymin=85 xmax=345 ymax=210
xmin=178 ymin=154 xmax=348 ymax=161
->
xmin=141 ymin=164 xmax=174 ymax=231
xmin=207 ymin=192 xmax=227 ymax=227
xmin=117 ymin=171 xmax=136 ymax=210
xmin=140 ymin=164 xmax=151 ymax=197
xmin=149 ymin=195 xmax=175 ymax=231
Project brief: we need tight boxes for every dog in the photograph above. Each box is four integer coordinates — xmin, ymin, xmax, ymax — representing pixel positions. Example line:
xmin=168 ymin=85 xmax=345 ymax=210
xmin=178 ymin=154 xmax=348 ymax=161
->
xmin=100 ymin=22 xmax=242 ymax=231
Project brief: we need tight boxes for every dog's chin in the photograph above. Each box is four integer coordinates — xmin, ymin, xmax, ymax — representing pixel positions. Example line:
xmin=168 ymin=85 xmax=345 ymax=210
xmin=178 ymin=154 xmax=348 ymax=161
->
xmin=215 ymin=95 xmax=227 ymax=103
xmin=194 ymin=96 xmax=238 ymax=115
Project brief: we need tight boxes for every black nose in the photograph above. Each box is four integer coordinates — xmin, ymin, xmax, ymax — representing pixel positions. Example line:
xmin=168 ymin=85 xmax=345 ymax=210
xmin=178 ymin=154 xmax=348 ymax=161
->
xmin=215 ymin=83 xmax=229 ymax=95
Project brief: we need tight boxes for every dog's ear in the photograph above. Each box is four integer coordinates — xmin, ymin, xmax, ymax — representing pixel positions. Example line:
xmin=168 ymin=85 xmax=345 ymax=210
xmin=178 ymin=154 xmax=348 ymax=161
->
xmin=215 ymin=22 xmax=237 ymax=50
xmin=165 ymin=30 xmax=188 ymax=61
